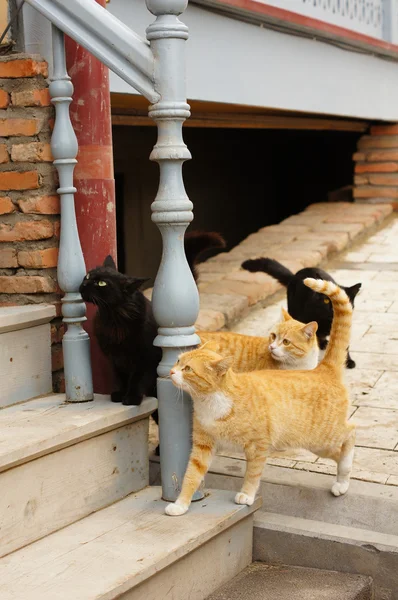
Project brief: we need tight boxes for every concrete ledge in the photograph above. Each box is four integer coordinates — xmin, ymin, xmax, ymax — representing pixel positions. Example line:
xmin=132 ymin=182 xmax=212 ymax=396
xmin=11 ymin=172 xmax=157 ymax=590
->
xmin=254 ymin=512 xmax=398 ymax=600
xmin=0 ymin=305 xmax=56 ymax=334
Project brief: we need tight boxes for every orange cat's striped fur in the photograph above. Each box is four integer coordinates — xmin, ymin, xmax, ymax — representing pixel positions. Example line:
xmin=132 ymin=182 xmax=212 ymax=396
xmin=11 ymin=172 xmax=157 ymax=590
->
xmin=166 ymin=278 xmax=355 ymax=516
xmin=198 ymin=308 xmax=319 ymax=372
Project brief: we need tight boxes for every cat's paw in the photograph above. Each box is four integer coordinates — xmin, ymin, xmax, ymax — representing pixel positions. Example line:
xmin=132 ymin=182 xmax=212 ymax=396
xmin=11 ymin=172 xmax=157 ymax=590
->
xmin=235 ymin=492 xmax=255 ymax=506
xmin=111 ymin=391 xmax=123 ymax=403
xmin=165 ymin=502 xmax=189 ymax=516
xmin=122 ymin=394 xmax=144 ymax=406
xmin=331 ymin=481 xmax=350 ymax=497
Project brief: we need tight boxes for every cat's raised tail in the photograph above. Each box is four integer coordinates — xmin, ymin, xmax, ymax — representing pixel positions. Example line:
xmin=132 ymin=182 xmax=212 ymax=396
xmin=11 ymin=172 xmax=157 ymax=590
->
xmin=185 ymin=231 xmax=226 ymax=281
xmin=242 ymin=257 xmax=294 ymax=287
xmin=304 ymin=278 xmax=352 ymax=372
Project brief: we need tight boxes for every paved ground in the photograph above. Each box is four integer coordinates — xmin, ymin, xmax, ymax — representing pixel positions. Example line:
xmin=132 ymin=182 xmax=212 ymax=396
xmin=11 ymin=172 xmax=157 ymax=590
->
xmin=230 ymin=214 xmax=398 ymax=486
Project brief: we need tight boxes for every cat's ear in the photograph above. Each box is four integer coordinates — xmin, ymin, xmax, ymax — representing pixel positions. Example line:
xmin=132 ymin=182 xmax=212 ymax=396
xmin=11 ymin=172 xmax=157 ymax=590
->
xmin=103 ymin=255 xmax=117 ymax=270
xmin=211 ymin=356 xmax=233 ymax=375
xmin=345 ymin=283 xmax=362 ymax=301
xmin=301 ymin=321 xmax=318 ymax=339
xmin=280 ymin=307 xmax=292 ymax=322
xmin=125 ymin=277 xmax=150 ymax=293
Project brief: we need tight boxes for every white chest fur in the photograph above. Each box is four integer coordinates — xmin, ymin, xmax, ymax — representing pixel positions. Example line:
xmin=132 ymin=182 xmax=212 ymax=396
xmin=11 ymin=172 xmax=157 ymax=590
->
xmin=194 ymin=392 xmax=232 ymax=429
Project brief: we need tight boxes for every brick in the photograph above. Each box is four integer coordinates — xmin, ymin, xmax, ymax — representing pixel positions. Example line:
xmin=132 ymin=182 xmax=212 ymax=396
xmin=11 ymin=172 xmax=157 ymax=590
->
xmin=365 ymin=150 xmax=398 ymax=162
xmin=358 ymin=136 xmax=398 ymax=150
xmin=18 ymin=195 xmax=60 ymax=214
xmin=0 ymin=58 xmax=48 ymax=78
xmin=317 ymin=222 xmax=364 ymax=240
xmin=0 ymin=90 xmax=9 ymax=108
xmin=18 ymin=247 xmax=58 ymax=268
xmin=195 ymin=309 xmax=225 ymax=332
xmin=54 ymin=221 xmax=60 ymax=238
xmin=354 ymin=186 xmax=398 ymax=199
xmin=281 ymin=214 xmax=325 ymax=227
xmin=53 ymin=370 xmax=65 ymax=393
xmin=200 ymin=292 xmax=249 ymax=325
xmin=287 ymin=240 xmax=330 ymax=259
xmin=0 ymin=196 xmax=14 ymax=214
xmin=324 ymin=214 xmax=375 ymax=227
xmin=353 ymin=152 xmax=366 ymax=161
xmin=259 ymin=224 xmax=311 ymax=233
xmin=370 ymin=124 xmax=398 ymax=136
xmin=0 ymin=248 xmax=17 ymax=268
xmin=269 ymin=249 xmax=323 ymax=268
xmin=0 ymin=171 xmax=40 ymax=191
xmin=355 ymin=162 xmax=398 ymax=173
xmin=51 ymin=344 xmax=63 ymax=371
xmin=0 ymin=144 xmax=9 ymax=164
xmin=0 ymin=118 xmax=42 ymax=137
xmin=367 ymin=173 xmax=398 ymax=186
xmin=0 ymin=275 xmax=57 ymax=293
xmin=0 ymin=219 xmax=53 ymax=242
xmin=204 ymin=278 xmax=276 ymax=306
xmin=197 ymin=260 xmax=240 ymax=274
xmin=296 ymin=231 xmax=349 ymax=252
xmin=51 ymin=323 xmax=65 ymax=344
xmin=11 ymin=88 xmax=51 ymax=107
xmin=11 ymin=142 xmax=53 ymax=163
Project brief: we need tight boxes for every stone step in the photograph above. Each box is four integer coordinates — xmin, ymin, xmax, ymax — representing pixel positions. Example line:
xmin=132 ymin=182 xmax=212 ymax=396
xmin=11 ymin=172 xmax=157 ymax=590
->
xmin=0 ymin=486 xmax=260 ymax=600
xmin=205 ymin=455 xmax=398 ymax=536
xmin=254 ymin=512 xmax=398 ymax=600
xmin=0 ymin=393 xmax=156 ymax=558
xmin=0 ymin=305 xmax=55 ymax=407
xmin=206 ymin=563 xmax=374 ymax=600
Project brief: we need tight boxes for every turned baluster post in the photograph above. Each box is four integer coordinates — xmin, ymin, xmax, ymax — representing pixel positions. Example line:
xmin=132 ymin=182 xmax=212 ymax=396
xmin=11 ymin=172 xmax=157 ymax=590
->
xmin=146 ymin=0 xmax=203 ymax=502
xmin=49 ymin=25 xmax=93 ymax=402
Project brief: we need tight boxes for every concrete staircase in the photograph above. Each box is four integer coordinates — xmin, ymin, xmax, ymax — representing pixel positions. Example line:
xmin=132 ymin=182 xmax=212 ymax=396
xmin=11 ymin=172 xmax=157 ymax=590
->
xmin=205 ymin=456 xmax=398 ymax=599
xmin=206 ymin=563 xmax=374 ymax=600
xmin=0 ymin=305 xmax=260 ymax=600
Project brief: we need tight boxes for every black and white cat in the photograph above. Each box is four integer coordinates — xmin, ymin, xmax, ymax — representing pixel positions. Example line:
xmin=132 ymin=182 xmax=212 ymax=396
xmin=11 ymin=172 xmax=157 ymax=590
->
xmin=79 ymin=231 xmax=226 ymax=408
xmin=242 ymin=258 xmax=361 ymax=368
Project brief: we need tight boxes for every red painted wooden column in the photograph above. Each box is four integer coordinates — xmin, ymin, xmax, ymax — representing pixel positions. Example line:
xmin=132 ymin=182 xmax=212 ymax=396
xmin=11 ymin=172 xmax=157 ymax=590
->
xmin=65 ymin=0 xmax=116 ymax=394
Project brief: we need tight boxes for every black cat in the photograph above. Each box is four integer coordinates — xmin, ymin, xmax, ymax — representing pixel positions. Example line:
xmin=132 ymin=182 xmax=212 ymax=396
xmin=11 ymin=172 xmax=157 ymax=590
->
xmin=79 ymin=231 xmax=226 ymax=409
xmin=242 ymin=258 xmax=361 ymax=369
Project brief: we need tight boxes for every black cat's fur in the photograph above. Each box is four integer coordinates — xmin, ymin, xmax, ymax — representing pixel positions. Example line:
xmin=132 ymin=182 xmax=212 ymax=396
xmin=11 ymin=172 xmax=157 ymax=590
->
xmin=242 ymin=257 xmax=362 ymax=369
xmin=79 ymin=231 xmax=226 ymax=411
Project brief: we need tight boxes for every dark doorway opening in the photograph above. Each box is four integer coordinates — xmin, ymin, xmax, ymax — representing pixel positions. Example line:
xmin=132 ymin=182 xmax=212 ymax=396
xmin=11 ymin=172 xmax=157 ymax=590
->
xmin=112 ymin=125 xmax=361 ymax=281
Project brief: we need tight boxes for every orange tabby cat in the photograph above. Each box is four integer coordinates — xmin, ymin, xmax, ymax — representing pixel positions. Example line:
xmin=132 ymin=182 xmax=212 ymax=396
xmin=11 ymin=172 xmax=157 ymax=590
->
xmin=166 ymin=278 xmax=355 ymax=516
xmin=198 ymin=308 xmax=319 ymax=372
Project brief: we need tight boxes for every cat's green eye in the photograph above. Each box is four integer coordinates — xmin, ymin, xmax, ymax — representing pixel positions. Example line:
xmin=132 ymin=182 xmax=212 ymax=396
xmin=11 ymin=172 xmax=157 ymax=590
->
xmin=323 ymin=298 xmax=330 ymax=304
xmin=283 ymin=339 xmax=290 ymax=346
xmin=184 ymin=365 xmax=192 ymax=372
xmin=98 ymin=281 xmax=107 ymax=287
xmin=269 ymin=333 xmax=276 ymax=341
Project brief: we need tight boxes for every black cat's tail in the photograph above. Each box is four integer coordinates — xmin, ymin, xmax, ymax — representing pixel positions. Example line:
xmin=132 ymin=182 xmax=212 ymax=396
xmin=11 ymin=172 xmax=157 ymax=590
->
xmin=241 ymin=257 xmax=294 ymax=287
xmin=185 ymin=231 xmax=226 ymax=281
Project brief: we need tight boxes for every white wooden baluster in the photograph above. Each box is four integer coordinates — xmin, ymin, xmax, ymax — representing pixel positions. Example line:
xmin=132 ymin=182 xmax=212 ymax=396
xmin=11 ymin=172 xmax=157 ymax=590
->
xmin=146 ymin=0 xmax=204 ymax=502
xmin=49 ymin=25 xmax=93 ymax=402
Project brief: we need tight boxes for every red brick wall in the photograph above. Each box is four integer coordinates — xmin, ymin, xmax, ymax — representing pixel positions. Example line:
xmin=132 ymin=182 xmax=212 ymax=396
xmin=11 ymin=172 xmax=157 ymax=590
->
xmin=353 ymin=124 xmax=398 ymax=209
xmin=0 ymin=53 xmax=64 ymax=392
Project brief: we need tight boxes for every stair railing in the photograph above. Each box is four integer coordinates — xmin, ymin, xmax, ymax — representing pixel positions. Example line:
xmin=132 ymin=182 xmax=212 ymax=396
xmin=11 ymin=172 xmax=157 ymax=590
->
xmin=25 ymin=0 xmax=200 ymax=501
